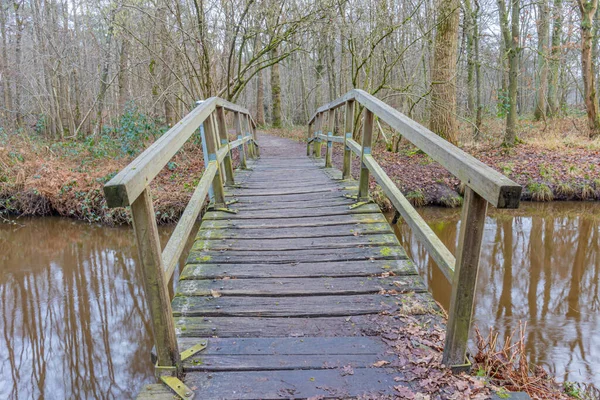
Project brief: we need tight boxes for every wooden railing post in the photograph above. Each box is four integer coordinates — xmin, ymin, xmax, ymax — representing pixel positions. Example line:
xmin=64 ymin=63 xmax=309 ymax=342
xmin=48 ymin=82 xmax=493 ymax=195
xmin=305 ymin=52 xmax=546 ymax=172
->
xmin=357 ymin=109 xmax=374 ymax=201
xmin=234 ymin=112 xmax=247 ymax=169
xmin=130 ymin=188 xmax=181 ymax=377
xmin=216 ymin=106 xmax=235 ymax=186
xmin=244 ymin=114 xmax=255 ymax=159
xmin=250 ymin=119 xmax=260 ymax=157
xmin=307 ymin=122 xmax=313 ymax=156
xmin=204 ymin=113 xmax=227 ymax=208
xmin=315 ymin=113 xmax=322 ymax=158
xmin=325 ymin=109 xmax=335 ymax=168
xmin=443 ymin=186 xmax=488 ymax=369
xmin=343 ymin=100 xmax=355 ymax=179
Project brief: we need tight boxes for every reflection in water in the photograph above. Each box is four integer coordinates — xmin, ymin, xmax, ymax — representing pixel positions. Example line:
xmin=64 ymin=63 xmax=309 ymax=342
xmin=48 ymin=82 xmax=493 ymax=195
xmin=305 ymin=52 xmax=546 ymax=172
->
xmin=0 ymin=217 xmax=176 ymax=399
xmin=391 ymin=202 xmax=600 ymax=386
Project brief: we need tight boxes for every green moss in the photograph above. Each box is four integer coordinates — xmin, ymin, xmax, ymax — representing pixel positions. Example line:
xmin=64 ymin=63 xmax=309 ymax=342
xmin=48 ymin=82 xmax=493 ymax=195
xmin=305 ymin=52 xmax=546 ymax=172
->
xmin=406 ymin=190 xmax=425 ymax=207
xmin=380 ymin=247 xmax=393 ymax=256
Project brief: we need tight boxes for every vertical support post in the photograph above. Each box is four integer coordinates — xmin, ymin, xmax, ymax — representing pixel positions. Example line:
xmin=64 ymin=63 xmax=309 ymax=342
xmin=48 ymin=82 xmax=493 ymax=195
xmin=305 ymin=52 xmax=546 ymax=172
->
xmin=199 ymin=123 xmax=214 ymax=201
xmin=307 ymin=122 xmax=313 ymax=156
xmin=250 ymin=118 xmax=260 ymax=157
xmin=357 ymin=109 xmax=373 ymax=201
xmin=442 ymin=187 xmax=488 ymax=369
xmin=216 ymin=106 xmax=235 ymax=186
xmin=130 ymin=188 xmax=181 ymax=377
xmin=234 ymin=112 xmax=247 ymax=169
xmin=325 ymin=109 xmax=335 ymax=168
xmin=204 ymin=112 xmax=227 ymax=208
xmin=244 ymin=114 xmax=255 ymax=159
xmin=314 ymin=113 xmax=322 ymax=158
xmin=343 ymin=100 xmax=355 ymax=180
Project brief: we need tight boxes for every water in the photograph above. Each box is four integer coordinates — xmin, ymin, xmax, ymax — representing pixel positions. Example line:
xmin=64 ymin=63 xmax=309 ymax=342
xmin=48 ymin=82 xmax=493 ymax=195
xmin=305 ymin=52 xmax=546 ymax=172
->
xmin=1 ymin=202 xmax=598 ymax=397
xmin=389 ymin=201 xmax=600 ymax=387
xmin=0 ymin=217 xmax=186 ymax=399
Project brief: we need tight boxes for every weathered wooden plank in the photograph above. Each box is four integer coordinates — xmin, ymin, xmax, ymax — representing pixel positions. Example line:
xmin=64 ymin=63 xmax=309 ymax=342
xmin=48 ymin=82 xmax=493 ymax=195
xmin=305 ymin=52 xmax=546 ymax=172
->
xmin=184 ymin=354 xmax=386 ymax=371
xmin=203 ymin=203 xmax=381 ymax=220
xmin=137 ymin=368 xmax=398 ymax=399
xmin=225 ymin=191 xmax=353 ymax=204
xmin=198 ymin=213 xmax=388 ymax=230
xmin=180 ymin=259 xmax=415 ymax=280
xmin=191 ymin=233 xmax=399 ymax=251
xmin=195 ymin=222 xmax=393 ymax=240
xmin=234 ymin=197 xmax=353 ymax=211
xmin=186 ymin=245 xmax=407 ymax=264
xmin=171 ymin=294 xmax=399 ymax=317
xmin=175 ymin=337 xmax=386 ymax=355
xmin=177 ymin=276 xmax=425 ymax=297
xmin=227 ymin=187 xmax=340 ymax=197
xmin=174 ymin=315 xmax=380 ymax=338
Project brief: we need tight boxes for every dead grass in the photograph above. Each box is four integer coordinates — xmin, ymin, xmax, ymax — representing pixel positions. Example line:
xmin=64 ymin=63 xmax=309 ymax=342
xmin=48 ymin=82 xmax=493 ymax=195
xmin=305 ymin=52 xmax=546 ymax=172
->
xmin=474 ymin=323 xmax=572 ymax=399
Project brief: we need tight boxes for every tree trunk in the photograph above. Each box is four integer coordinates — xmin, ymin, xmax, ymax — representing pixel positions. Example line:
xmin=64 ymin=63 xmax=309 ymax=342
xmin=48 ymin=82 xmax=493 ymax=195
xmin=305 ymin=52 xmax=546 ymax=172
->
xmin=474 ymin=0 xmax=483 ymax=133
xmin=464 ymin=0 xmax=476 ymax=115
xmin=270 ymin=46 xmax=282 ymax=128
xmin=578 ymin=0 xmax=600 ymax=138
xmin=534 ymin=0 xmax=549 ymax=121
xmin=256 ymin=68 xmax=265 ymax=125
xmin=14 ymin=0 xmax=24 ymax=127
xmin=547 ymin=0 xmax=562 ymax=116
xmin=0 ymin=4 xmax=12 ymax=128
xmin=429 ymin=0 xmax=460 ymax=144
xmin=95 ymin=10 xmax=115 ymax=135
xmin=118 ymin=39 xmax=129 ymax=115
xmin=498 ymin=0 xmax=520 ymax=146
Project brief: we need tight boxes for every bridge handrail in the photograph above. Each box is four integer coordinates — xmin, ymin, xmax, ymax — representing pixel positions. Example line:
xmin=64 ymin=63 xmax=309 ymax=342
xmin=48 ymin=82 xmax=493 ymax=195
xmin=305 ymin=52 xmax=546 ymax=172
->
xmin=309 ymin=89 xmax=521 ymax=209
xmin=103 ymin=97 xmax=258 ymax=377
xmin=308 ymin=90 xmax=521 ymax=372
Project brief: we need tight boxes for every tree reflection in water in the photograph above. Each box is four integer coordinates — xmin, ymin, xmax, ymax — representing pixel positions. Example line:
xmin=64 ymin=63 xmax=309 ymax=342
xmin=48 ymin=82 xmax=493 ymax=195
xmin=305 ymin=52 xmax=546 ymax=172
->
xmin=0 ymin=217 xmax=174 ymax=399
xmin=392 ymin=202 xmax=600 ymax=387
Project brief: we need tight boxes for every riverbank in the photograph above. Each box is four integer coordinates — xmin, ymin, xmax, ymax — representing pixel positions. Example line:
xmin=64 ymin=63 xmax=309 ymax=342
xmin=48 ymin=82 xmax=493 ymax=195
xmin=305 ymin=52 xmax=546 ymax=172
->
xmin=0 ymin=134 xmax=209 ymax=225
xmin=269 ymin=119 xmax=600 ymax=210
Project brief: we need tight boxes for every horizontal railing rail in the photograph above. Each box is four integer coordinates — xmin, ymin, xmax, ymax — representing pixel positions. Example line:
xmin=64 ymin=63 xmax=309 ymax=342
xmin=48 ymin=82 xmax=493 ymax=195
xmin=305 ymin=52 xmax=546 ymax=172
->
xmin=307 ymin=89 xmax=521 ymax=371
xmin=103 ymin=97 xmax=258 ymax=379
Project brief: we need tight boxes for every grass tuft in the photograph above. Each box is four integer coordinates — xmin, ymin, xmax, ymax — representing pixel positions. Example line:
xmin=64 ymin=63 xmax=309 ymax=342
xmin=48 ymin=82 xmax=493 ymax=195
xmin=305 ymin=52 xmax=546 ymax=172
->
xmin=528 ymin=182 xmax=553 ymax=202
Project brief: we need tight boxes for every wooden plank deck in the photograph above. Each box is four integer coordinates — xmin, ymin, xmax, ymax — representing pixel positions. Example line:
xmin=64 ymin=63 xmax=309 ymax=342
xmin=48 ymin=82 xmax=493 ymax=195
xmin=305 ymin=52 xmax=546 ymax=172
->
xmin=137 ymin=134 xmax=440 ymax=399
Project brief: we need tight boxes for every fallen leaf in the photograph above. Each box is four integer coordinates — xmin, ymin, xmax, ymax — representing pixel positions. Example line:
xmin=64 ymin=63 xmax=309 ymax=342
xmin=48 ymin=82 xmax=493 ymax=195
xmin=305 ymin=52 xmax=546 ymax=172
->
xmin=372 ymin=360 xmax=390 ymax=367
xmin=210 ymin=290 xmax=221 ymax=298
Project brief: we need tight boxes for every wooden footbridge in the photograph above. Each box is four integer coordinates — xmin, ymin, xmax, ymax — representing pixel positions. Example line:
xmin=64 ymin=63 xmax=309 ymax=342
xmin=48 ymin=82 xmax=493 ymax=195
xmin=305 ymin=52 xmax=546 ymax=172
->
xmin=104 ymin=90 xmax=521 ymax=399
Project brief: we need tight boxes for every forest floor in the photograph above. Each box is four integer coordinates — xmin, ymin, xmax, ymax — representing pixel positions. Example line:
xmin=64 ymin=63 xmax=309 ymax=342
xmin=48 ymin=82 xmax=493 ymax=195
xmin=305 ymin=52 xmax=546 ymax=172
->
xmin=268 ymin=117 xmax=600 ymax=211
xmin=1 ymin=116 xmax=599 ymax=225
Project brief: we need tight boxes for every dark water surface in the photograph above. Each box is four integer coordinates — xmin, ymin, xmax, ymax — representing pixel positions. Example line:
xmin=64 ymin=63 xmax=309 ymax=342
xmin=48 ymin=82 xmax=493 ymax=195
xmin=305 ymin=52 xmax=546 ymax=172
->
xmin=0 ymin=217 xmax=180 ymax=399
xmin=389 ymin=202 xmax=600 ymax=387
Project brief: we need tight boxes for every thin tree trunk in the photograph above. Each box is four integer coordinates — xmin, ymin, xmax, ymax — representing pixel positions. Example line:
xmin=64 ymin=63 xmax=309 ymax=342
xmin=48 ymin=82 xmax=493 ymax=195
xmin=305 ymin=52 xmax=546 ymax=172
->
xmin=270 ymin=46 xmax=282 ymax=128
xmin=256 ymin=69 xmax=265 ymax=125
xmin=474 ymin=0 xmax=483 ymax=133
xmin=577 ymin=0 xmax=600 ymax=137
xmin=547 ymin=0 xmax=562 ymax=116
xmin=94 ymin=9 xmax=115 ymax=136
xmin=534 ymin=0 xmax=549 ymax=121
xmin=13 ymin=0 xmax=24 ymax=127
xmin=118 ymin=39 xmax=129 ymax=115
xmin=464 ymin=0 xmax=476 ymax=115
xmin=429 ymin=0 xmax=460 ymax=144
xmin=0 ymin=3 xmax=12 ymax=128
xmin=499 ymin=0 xmax=520 ymax=146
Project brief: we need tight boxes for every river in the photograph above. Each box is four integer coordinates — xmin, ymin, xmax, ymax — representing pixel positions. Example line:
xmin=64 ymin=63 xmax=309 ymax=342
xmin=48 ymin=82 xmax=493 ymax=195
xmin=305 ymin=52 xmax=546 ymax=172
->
xmin=0 ymin=201 xmax=598 ymax=398
xmin=390 ymin=201 xmax=600 ymax=387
